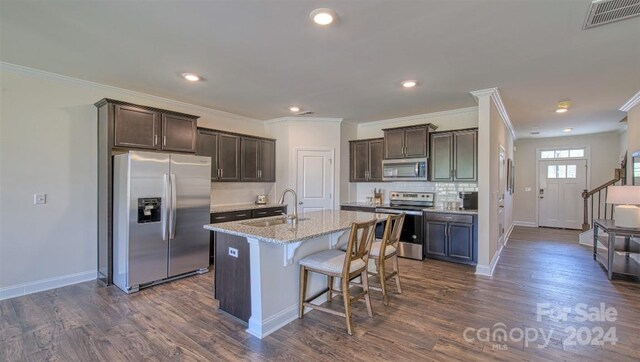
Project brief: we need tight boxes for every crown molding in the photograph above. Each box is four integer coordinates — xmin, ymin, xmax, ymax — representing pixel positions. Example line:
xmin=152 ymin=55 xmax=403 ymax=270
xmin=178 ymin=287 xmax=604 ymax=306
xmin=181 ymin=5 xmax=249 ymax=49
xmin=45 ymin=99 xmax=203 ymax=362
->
xmin=358 ymin=106 xmax=478 ymax=128
xmin=620 ymin=90 xmax=640 ymax=112
xmin=0 ymin=61 xmax=262 ymax=124
xmin=264 ymin=116 xmax=343 ymax=125
xmin=470 ymin=87 xmax=517 ymax=141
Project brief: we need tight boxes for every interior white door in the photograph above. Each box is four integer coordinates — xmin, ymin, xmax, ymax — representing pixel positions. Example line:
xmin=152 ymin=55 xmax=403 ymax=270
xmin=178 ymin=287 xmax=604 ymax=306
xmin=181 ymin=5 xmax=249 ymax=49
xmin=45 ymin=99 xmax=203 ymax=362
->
xmin=538 ymin=159 xmax=587 ymax=229
xmin=498 ymin=146 xmax=506 ymax=244
xmin=296 ymin=149 xmax=334 ymax=214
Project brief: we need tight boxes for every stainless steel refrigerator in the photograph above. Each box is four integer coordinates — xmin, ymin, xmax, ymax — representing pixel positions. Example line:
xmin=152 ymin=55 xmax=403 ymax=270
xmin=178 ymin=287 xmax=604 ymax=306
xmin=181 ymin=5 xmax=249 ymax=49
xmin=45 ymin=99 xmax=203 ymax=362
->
xmin=113 ymin=151 xmax=211 ymax=293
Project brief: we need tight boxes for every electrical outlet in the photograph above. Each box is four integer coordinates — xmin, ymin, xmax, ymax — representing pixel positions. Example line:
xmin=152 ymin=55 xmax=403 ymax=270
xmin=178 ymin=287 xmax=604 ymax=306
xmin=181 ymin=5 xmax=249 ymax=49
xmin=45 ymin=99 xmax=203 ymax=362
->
xmin=228 ymin=247 xmax=238 ymax=258
xmin=34 ymin=193 xmax=46 ymax=205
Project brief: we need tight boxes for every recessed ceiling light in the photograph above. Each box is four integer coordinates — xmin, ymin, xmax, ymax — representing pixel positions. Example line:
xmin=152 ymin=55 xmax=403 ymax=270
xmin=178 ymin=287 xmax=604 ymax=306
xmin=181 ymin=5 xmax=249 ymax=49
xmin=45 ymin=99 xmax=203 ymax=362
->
xmin=310 ymin=8 xmax=337 ymax=25
xmin=401 ymin=80 xmax=418 ymax=88
xmin=182 ymin=73 xmax=201 ymax=82
xmin=563 ymin=128 xmax=573 ymax=132
xmin=556 ymin=100 xmax=571 ymax=113
xmin=289 ymin=106 xmax=300 ymax=113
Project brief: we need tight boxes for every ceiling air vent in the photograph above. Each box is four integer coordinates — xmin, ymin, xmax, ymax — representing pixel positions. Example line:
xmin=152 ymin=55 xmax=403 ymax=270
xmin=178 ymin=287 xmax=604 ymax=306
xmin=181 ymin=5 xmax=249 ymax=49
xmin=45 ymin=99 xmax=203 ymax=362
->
xmin=583 ymin=0 xmax=640 ymax=29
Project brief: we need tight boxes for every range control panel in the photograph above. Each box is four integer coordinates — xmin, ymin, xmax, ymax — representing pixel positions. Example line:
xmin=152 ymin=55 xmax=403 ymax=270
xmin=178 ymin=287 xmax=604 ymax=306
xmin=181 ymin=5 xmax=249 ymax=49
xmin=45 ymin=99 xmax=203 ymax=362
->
xmin=389 ymin=191 xmax=435 ymax=202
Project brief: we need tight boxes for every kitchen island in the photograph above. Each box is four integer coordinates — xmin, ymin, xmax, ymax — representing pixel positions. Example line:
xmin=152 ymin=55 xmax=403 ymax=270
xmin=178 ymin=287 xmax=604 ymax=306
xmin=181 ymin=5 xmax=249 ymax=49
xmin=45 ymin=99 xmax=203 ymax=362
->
xmin=204 ymin=210 xmax=387 ymax=338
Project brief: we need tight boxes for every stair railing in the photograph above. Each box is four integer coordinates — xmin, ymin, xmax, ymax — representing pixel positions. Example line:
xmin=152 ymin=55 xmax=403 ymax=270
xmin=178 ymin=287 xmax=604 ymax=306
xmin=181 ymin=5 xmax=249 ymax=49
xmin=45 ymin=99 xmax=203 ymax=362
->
xmin=581 ymin=168 xmax=623 ymax=231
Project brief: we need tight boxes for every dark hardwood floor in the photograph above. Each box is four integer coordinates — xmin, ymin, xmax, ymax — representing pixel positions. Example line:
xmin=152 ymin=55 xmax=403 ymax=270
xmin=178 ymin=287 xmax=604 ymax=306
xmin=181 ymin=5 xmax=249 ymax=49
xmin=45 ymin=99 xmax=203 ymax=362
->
xmin=2 ymin=226 xmax=640 ymax=361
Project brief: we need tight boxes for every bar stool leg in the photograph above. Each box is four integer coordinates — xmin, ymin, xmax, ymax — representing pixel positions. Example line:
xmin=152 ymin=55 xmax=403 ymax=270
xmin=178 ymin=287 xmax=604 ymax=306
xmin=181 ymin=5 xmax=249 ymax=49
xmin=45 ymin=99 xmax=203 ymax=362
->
xmin=378 ymin=257 xmax=389 ymax=306
xmin=392 ymin=254 xmax=402 ymax=294
xmin=361 ymin=271 xmax=374 ymax=317
xmin=341 ymin=277 xmax=353 ymax=335
xmin=299 ymin=265 xmax=308 ymax=318
xmin=327 ymin=276 xmax=334 ymax=302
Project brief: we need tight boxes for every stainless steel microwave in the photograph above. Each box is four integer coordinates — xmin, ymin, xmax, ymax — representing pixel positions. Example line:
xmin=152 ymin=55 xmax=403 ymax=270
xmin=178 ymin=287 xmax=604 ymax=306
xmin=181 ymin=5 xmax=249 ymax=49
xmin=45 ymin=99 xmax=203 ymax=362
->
xmin=382 ymin=158 xmax=428 ymax=181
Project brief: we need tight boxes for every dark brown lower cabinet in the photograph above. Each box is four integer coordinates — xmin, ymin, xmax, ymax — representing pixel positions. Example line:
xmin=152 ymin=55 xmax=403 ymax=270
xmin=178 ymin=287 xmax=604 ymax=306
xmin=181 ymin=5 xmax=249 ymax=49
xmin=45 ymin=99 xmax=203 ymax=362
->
xmin=424 ymin=213 xmax=477 ymax=265
xmin=214 ymin=232 xmax=251 ymax=322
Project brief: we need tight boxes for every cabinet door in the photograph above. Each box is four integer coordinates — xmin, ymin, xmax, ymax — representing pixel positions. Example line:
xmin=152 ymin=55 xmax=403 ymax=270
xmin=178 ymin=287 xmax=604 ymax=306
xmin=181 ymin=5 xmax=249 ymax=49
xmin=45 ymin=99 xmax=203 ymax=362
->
xmin=425 ymin=221 xmax=448 ymax=257
xmin=404 ymin=126 xmax=428 ymax=158
xmin=161 ymin=114 xmax=197 ymax=152
xmin=258 ymin=139 xmax=276 ymax=182
xmin=350 ymin=141 xmax=369 ymax=181
xmin=368 ymin=139 xmax=384 ymax=181
xmin=430 ymin=133 xmax=454 ymax=181
xmin=218 ymin=133 xmax=240 ymax=181
xmin=383 ymin=129 xmax=406 ymax=159
xmin=448 ymin=223 xmax=474 ymax=262
xmin=114 ymin=104 xmax=159 ymax=149
xmin=196 ymin=130 xmax=218 ymax=181
xmin=240 ymin=137 xmax=260 ymax=181
xmin=453 ymin=130 xmax=477 ymax=182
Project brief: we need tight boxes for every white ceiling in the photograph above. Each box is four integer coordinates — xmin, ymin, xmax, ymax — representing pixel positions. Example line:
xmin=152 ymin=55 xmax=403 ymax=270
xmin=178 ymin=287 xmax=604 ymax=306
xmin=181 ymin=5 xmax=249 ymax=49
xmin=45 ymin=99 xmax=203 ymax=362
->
xmin=1 ymin=1 xmax=638 ymax=138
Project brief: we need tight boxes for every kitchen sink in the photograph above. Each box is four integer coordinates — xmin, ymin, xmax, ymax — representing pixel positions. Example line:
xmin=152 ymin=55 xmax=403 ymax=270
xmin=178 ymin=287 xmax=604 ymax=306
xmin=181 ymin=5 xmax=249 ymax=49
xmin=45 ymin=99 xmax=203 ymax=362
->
xmin=242 ymin=217 xmax=309 ymax=227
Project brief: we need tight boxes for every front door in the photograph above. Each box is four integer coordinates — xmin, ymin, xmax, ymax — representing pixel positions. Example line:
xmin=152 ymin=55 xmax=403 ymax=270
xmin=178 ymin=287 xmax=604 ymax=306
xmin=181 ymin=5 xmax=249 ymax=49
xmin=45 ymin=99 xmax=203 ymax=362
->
xmin=296 ymin=149 xmax=334 ymax=214
xmin=538 ymin=159 xmax=587 ymax=229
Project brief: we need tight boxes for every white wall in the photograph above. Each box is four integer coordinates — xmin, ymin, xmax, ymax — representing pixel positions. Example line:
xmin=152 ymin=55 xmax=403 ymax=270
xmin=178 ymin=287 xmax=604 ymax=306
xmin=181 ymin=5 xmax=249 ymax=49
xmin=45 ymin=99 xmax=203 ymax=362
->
xmin=340 ymin=121 xmax=357 ymax=203
xmin=473 ymin=89 xmax=515 ymax=275
xmin=357 ymin=107 xmax=478 ymax=139
xmin=265 ymin=119 xmax=343 ymax=210
xmin=0 ymin=64 xmax=264 ymax=298
xmin=513 ymin=132 xmax=622 ymax=225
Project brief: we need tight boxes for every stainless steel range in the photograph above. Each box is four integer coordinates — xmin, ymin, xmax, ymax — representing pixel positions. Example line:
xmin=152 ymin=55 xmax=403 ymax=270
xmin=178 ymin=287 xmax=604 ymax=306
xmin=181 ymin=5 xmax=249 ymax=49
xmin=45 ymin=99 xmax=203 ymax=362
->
xmin=375 ymin=191 xmax=434 ymax=260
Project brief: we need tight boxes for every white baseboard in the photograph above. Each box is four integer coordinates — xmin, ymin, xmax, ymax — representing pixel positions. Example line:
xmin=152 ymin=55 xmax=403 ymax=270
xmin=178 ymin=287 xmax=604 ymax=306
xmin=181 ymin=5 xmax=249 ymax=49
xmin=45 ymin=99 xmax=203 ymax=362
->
xmin=504 ymin=223 xmax=515 ymax=245
xmin=247 ymin=295 xmax=328 ymax=339
xmin=513 ymin=221 xmax=538 ymax=227
xmin=475 ymin=242 xmax=505 ymax=277
xmin=0 ymin=270 xmax=96 ymax=301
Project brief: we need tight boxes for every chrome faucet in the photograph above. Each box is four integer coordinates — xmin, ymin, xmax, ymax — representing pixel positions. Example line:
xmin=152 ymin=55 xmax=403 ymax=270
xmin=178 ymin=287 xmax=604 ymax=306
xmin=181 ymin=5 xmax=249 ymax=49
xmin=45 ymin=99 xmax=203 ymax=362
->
xmin=278 ymin=188 xmax=298 ymax=224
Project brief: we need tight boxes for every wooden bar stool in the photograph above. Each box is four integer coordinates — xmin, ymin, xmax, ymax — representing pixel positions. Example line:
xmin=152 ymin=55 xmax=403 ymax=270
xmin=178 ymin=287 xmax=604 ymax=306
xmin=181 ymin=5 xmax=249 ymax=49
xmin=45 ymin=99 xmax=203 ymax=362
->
xmin=298 ymin=219 xmax=377 ymax=335
xmin=370 ymin=213 xmax=405 ymax=305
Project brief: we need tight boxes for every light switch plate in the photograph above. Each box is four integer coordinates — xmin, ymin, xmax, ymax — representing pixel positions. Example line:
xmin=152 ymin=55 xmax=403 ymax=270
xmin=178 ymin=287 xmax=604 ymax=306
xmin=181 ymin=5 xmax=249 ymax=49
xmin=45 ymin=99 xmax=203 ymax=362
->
xmin=228 ymin=247 xmax=238 ymax=258
xmin=524 ymin=187 xmax=532 ymax=192
xmin=34 ymin=193 xmax=46 ymax=205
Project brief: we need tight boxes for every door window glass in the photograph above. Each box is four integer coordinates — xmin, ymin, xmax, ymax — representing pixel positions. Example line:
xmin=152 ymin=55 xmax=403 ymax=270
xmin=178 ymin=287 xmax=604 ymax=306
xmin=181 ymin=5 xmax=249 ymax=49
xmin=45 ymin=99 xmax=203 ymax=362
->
xmin=548 ymin=165 xmax=557 ymax=178
xmin=567 ymin=165 xmax=577 ymax=178
xmin=557 ymin=165 xmax=567 ymax=178
xmin=569 ymin=149 xmax=584 ymax=158
xmin=539 ymin=148 xmax=585 ymax=159
xmin=541 ymin=151 xmax=555 ymax=159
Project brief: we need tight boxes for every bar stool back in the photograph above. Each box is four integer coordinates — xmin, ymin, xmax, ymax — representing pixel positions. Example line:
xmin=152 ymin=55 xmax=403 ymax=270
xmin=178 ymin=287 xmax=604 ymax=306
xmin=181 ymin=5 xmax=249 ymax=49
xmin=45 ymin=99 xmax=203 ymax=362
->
xmin=298 ymin=219 xmax=377 ymax=335
xmin=370 ymin=213 xmax=405 ymax=305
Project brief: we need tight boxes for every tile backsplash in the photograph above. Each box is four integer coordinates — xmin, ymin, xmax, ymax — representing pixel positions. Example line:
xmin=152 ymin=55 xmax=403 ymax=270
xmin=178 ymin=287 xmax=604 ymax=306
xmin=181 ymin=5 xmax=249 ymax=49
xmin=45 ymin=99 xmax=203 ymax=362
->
xmin=355 ymin=182 xmax=477 ymax=208
xmin=210 ymin=182 xmax=276 ymax=206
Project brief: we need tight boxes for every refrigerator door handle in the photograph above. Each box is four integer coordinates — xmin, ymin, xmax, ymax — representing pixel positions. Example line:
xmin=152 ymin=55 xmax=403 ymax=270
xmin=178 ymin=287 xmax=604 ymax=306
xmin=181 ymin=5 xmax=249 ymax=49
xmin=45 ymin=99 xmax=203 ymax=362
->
xmin=162 ymin=174 xmax=170 ymax=241
xmin=169 ymin=173 xmax=177 ymax=239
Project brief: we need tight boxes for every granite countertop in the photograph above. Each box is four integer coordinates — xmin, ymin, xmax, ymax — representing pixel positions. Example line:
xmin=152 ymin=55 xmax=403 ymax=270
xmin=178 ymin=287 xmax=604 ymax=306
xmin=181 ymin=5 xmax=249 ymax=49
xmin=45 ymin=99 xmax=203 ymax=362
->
xmin=210 ymin=203 xmax=286 ymax=214
xmin=340 ymin=202 xmax=389 ymax=208
xmin=423 ymin=207 xmax=478 ymax=215
xmin=204 ymin=210 xmax=388 ymax=245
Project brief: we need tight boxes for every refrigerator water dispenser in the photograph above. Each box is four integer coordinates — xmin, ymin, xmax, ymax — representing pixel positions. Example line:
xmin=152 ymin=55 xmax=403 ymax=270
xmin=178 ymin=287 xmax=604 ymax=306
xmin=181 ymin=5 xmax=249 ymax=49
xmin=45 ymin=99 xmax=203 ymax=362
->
xmin=137 ymin=197 xmax=161 ymax=223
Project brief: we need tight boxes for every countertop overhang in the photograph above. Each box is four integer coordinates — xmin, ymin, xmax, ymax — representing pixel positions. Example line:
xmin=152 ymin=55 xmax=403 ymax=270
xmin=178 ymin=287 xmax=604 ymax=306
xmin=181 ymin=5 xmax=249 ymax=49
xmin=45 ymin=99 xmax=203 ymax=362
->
xmin=204 ymin=210 xmax=388 ymax=245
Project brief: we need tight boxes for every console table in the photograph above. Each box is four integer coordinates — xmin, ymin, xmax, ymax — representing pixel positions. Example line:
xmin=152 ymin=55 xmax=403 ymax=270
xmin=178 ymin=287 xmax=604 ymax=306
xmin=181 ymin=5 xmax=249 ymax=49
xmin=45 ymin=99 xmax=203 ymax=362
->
xmin=593 ymin=219 xmax=640 ymax=280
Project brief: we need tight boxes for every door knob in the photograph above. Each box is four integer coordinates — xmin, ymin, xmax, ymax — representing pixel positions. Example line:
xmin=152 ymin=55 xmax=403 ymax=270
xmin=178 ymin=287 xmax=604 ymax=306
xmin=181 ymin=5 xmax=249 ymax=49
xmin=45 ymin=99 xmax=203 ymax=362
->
xmin=298 ymin=201 xmax=304 ymax=205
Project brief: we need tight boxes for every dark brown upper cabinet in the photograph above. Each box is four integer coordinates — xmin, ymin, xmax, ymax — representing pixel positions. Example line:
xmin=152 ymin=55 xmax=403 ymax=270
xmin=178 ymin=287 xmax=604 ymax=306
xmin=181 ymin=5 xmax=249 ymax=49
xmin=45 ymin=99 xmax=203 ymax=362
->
xmin=161 ymin=114 xmax=197 ymax=152
xmin=382 ymin=124 xmax=436 ymax=159
xmin=350 ymin=138 xmax=384 ymax=182
xmin=114 ymin=104 xmax=160 ymax=150
xmin=241 ymin=137 xmax=276 ymax=182
xmin=217 ymin=133 xmax=241 ymax=181
xmin=197 ymin=128 xmax=275 ymax=183
xmin=430 ymin=128 xmax=477 ymax=182
xmin=109 ymin=100 xmax=198 ymax=153
xmin=258 ymin=139 xmax=276 ymax=182
xmin=196 ymin=129 xmax=219 ymax=181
